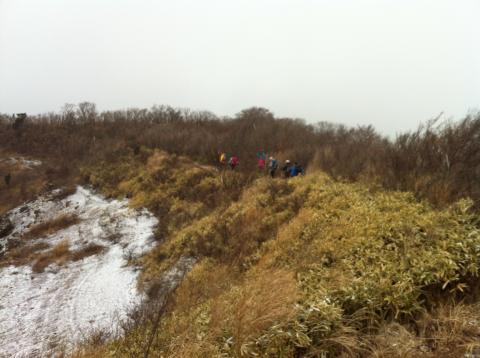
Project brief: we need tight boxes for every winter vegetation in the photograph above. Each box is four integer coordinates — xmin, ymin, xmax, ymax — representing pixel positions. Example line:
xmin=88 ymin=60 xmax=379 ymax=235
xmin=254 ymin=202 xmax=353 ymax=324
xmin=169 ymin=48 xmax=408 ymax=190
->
xmin=1 ymin=104 xmax=480 ymax=357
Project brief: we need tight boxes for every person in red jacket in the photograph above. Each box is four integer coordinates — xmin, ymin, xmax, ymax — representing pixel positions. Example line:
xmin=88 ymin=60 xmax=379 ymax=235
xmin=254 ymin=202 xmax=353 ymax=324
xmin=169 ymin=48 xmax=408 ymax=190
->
xmin=257 ymin=150 xmax=267 ymax=171
xmin=229 ymin=155 xmax=239 ymax=170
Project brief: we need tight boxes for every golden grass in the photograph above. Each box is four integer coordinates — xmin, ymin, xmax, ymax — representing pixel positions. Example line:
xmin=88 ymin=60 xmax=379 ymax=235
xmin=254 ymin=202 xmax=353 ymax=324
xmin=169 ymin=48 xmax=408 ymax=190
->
xmin=209 ymin=269 xmax=298 ymax=357
xmin=142 ymin=266 xmax=298 ymax=358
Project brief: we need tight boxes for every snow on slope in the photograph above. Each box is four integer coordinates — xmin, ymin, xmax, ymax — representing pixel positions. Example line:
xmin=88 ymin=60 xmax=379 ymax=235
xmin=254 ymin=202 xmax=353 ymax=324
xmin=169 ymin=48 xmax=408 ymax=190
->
xmin=0 ymin=187 xmax=158 ymax=357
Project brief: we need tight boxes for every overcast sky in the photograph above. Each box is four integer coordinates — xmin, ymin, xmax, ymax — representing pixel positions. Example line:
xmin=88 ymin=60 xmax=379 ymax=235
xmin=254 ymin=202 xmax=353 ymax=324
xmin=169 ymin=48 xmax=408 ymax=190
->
xmin=0 ymin=0 xmax=479 ymax=135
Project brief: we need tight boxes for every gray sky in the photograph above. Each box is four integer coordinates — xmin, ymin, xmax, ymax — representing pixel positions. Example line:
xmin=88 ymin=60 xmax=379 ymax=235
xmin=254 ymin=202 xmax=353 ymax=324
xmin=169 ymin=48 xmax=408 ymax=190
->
xmin=1 ymin=0 xmax=479 ymax=135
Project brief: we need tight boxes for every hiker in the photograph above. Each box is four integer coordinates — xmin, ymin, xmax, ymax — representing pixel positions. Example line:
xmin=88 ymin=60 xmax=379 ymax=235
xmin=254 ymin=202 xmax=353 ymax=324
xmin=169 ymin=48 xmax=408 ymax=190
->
xmin=229 ymin=155 xmax=239 ymax=170
xmin=4 ymin=173 xmax=11 ymax=186
xmin=289 ymin=162 xmax=305 ymax=177
xmin=219 ymin=152 xmax=227 ymax=166
xmin=282 ymin=160 xmax=291 ymax=178
xmin=297 ymin=163 xmax=305 ymax=176
xmin=268 ymin=157 xmax=278 ymax=178
xmin=289 ymin=162 xmax=300 ymax=177
xmin=256 ymin=151 xmax=267 ymax=171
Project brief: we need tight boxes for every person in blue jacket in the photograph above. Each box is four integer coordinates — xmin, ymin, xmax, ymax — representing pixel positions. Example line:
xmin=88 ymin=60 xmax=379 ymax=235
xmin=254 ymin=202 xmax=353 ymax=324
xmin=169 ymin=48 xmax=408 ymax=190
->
xmin=268 ymin=156 xmax=278 ymax=177
xmin=289 ymin=162 xmax=305 ymax=177
xmin=289 ymin=162 xmax=299 ymax=177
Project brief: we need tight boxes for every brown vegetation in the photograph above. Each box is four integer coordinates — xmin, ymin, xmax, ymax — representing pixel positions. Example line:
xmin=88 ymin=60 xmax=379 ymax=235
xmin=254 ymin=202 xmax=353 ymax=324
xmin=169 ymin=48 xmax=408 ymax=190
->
xmin=367 ymin=303 xmax=480 ymax=357
xmin=2 ymin=214 xmax=104 ymax=271
xmin=1 ymin=105 xmax=479 ymax=209
xmin=71 ymin=243 xmax=105 ymax=262
xmin=23 ymin=214 xmax=80 ymax=240
xmin=0 ymin=151 xmax=47 ymax=215
xmin=210 ymin=269 xmax=298 ymax=357
xmin=0 ymin=148 xmax=78 ymax=216
xmin=5 ymin=241 xmax=51 ymax=267
xmin=1 ymin=214 xmax=83 ymax=269
xmin=30 ymin=241 xmax=105 ymax=273
xmin=32 ymin=240 xmax=70 ymax=273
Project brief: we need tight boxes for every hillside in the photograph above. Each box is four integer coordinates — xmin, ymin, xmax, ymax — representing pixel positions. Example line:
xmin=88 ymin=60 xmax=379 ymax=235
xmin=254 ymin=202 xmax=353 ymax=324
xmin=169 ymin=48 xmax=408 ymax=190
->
xmin=1 ymin=108 xmax=480 ymax=357
xmin=72 ymin=149 xmax=480 ymax=357
xmin=2 ymin=0 xmax=479 ymax=355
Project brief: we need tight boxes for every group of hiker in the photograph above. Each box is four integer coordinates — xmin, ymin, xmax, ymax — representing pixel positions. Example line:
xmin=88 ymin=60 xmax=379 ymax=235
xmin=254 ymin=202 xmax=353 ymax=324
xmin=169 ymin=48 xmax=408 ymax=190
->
xmin=218 ymin=151 xmax=305 ymax=178
xmin=219 ymin=152 xmax=239 ymax=170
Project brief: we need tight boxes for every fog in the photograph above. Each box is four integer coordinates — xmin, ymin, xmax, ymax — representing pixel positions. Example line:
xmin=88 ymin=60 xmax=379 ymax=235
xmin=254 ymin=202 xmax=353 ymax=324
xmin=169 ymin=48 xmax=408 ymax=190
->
xmin=0 ymin=0 xmax=479 ymax=135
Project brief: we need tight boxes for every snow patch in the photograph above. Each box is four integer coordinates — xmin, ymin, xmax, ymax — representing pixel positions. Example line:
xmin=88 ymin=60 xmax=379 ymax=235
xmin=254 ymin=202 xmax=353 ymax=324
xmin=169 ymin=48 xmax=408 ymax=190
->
xmin=0 ymin=186 xmax=159 ymax=357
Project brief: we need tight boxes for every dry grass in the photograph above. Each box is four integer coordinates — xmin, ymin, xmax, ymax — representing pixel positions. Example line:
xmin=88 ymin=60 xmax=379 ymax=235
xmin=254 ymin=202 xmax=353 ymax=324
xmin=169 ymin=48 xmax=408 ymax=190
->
xmin=367 ymin=303 xmax=480 ymax=357
xmin=29 ymin=242 xmax=105 ymax=272
xmin=1 ymin=214 xmax=90 ymax=270
xmin=51 ymin=184 xmax=77 ymax=201
xmin=102 ymin=263 xmax=299 ymax=358
xmin=210 ymin=269 xmax=298 ymax=356
xmin=23 ymin=214 xmax=80 ymax=240
xmin=68 ymin=347 xmax=111 ymax=358
xmin=71 ymin=243 xmax=105 ymax=261
xmin=2 ymin=241 xmax=51 ymax=267
xmin=59 ymin=329 xmax=112 ymax=358
xmin=32 ymin=240 xmax=70 ymax=273
xmin=416 ymin=303 xmax=480 ymax=356
xmin=0 ymin=152 xmax=46 ymax=215
xmin=173 ymin=261 xmax=235 ymax=310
